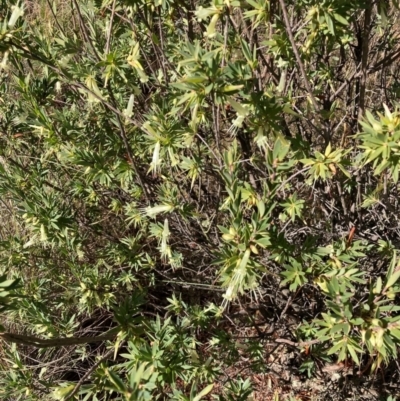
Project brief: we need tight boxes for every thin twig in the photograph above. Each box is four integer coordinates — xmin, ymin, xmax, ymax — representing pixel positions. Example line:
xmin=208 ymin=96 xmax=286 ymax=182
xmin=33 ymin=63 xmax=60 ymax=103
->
xmin=71 ymin=0 xmax=101 ymax=61
xmin=65 ymin=347 xmax=117 ymax=401
xmin=278 ymin=0 xmax=319 ymax=111
xmin=106 ymin=88 xmax=150 ymax=200
xmin=0 ymin=327 xmax=120 ymax=348
xmin=274 ymin=337 xmax=321 ymax=348
xmin=274 ymin=167 xmax=310 ymax=195
xmin=105 ymin=0 xmax=117 ymax=55
xmin=221 ymin=14 xmax=229 ymax=68
xmin=329 ymin=68 xmax=361 ymax=103
xmin=358 ymin=0 xmax=373 ymax=119
xmin=157 ymin=7 xmax=169 ymax=84
xmin=196 ymin=133 xmax=222 ymax=169
xmin=45 ymin=0 xmax=66 ymax=36
xmin=369 ymin=48 xmax=400 ymax=73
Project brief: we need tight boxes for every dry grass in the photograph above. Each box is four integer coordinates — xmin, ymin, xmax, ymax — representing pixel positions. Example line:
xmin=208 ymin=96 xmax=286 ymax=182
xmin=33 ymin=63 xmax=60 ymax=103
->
xmin=24 ymin=0 xmax=73 ymax=35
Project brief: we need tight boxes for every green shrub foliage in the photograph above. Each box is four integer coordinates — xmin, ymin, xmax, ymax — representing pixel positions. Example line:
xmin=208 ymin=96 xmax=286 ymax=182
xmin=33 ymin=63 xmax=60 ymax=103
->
xmin=0 ymin=0 xmax=400 ymax=399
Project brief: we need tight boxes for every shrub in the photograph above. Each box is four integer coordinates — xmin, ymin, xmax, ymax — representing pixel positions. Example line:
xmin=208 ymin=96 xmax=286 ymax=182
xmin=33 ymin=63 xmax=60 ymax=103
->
xmin=0 ymin=0 xmax=400 ymax=399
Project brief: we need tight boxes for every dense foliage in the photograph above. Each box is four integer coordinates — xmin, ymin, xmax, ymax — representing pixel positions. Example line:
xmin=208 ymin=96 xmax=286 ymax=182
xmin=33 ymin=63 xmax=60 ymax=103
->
xmin=1 ymin=0 xmax=400 ymax=399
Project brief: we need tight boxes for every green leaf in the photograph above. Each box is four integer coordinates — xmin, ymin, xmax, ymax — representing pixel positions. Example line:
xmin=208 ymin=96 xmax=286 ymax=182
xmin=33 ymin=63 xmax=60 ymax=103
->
xmin=324 ymin=12 xmax=335 ymax=35
xmin=0 ymin=278 xmax=19 ymax=289
xmin=385 ymin=268 xmax=400 ymax=290
xmin=52 ymin=384 xmax=75 ymax=400
xmin=389 ymin=328 xmax=400 ymax=340
xmin=222 ymin=85 xmax=244 ymax=93
xmin=331 ymin=323 xmax=350 ymax=335
xmin=327 ymin=339 xmax=345 ymax=355
xmin=193 ymin=384 xmax=214 ymax=401
xmin=374 ymin=277 xmax=383 ymax=294
xmin=106 ymin=370 xmax=127 ymax=393
xmin=347 ymin=344 xmax=360 ymax=365
xmin=255 ymin=236 xmax=270 ymax=247
xmin=333 ymin=13 xmax=349 ymax=25
xmin=257 ymin=200 xmax=265 ymax=217
xmin=246 ymin=0 xmax=261 ymax=8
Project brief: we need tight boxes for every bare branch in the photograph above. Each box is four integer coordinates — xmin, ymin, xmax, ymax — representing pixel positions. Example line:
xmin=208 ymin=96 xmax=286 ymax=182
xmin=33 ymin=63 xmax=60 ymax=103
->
xmin=278 ymin=0 xmax=319 ymax=111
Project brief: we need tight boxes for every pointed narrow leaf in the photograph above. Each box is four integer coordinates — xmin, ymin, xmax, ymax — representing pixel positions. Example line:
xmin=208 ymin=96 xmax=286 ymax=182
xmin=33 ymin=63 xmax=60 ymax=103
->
xmin=193 ymin=384 xmax=214 ymax=401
